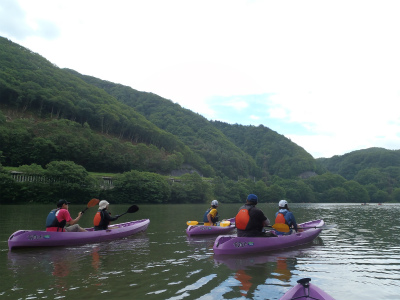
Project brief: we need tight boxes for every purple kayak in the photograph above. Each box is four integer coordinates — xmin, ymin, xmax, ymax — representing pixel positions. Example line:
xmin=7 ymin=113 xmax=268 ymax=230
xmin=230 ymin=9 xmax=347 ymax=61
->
xmin=186 ymin=223 xmax=236 ymax=236
xmin=279 ymin=278 xmax=335 ymax=300
xmin=8 ymin=219 xmax=150 ymax=250
xmin=186 ymin=218 xmax=236 ymax=236
xmin=213 ymin=219 xmax=324 ymax=255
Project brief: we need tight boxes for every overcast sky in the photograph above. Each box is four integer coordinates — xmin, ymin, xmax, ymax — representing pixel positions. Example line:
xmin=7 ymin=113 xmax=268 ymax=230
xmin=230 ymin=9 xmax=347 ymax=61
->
xmin=1 ymin=0 xmax=400 ymax=158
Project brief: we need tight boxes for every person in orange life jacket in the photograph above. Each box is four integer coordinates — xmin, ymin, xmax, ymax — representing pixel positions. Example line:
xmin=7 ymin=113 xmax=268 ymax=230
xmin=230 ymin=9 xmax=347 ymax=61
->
xmin=93 ymin=200 xmax=120 ymax=231
xmin=274 ymin=200 xmax=299 ymax=235
xmin=46 ymin=199 xmax=86 ymax=232
xmin=203 ymin=200 xmax=219 ymax=226
xmin=235 ymin=194 xmax=271 ymax=237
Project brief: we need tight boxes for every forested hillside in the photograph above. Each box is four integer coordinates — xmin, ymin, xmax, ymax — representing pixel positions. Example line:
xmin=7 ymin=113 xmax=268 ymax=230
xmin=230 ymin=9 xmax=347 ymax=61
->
xmin=317 ymin=148 xmax=400 ymax=202
xmin=317 ymin=148 xmax=400 ymax=180
xmin=211 ymin=121 xmax=320 ymax=178
xmin=1 ymin=36 xmax=400 ymax=205
xmin=66 ymin=69 xmax=319 ymax=179
xmin=0 ymin=37 xmax=212 ymax=176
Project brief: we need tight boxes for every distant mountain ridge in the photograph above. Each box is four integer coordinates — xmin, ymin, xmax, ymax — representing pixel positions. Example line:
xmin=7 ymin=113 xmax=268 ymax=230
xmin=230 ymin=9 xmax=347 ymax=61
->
xmin=64 ymin=67 xmax=318 ymax=179
xmin=317 ymin=147 xmax=400 ymax=180
xmin=2 ymin=35 xmax=400 ymax=204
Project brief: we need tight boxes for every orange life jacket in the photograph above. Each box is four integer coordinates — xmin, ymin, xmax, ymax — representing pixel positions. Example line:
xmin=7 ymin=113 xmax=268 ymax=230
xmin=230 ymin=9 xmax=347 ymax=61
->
xmin=235 ymin=207 xmax=252 ymax=230
xmin=93 ymin=211 xmax=102 ymax=226
xmin=275 ymin=212 xmax=287 ymax=224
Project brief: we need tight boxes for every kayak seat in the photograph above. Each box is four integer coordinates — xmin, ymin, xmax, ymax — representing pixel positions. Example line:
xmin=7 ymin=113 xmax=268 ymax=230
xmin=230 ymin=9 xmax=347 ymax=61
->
xmin=297 ymin=278 xmax=311 ymax=287
xmin=274 ymin=229 xmax=293 ymax=236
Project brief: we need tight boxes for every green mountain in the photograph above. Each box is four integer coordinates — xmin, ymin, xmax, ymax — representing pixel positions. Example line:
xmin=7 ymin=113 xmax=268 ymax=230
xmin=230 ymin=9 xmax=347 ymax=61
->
xmin=317 ymin=147 xmax=400 ymax=180
xmin=0 ymin=36 xmax=211 ymax=175
xmin=65 ymin=69 xmax=318 ymax=179
xmin=2 ymin=36 xmax=400 ymax=205
xmin=0 ymin=35 xmax=318 ymax=180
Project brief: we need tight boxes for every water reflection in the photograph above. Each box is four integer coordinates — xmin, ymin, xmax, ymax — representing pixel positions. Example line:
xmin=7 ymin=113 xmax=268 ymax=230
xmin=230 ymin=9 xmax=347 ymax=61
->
xmin=214 ymin=246 xmax=312 ymax=271
xmin=186 ymin=236 xmax=216 ymax=250
xmin=3 ymin=204 xmax=400 ymax=300
xmin=211 ymin=248 xmax=323 ymax=299
xmin=6 ymin=234 xmax=150 ymax=298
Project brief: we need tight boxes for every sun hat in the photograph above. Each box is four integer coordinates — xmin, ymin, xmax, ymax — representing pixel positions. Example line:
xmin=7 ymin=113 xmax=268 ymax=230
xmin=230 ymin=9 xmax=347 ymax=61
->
xmin=99 ymin=200 xmax=110 ymax=210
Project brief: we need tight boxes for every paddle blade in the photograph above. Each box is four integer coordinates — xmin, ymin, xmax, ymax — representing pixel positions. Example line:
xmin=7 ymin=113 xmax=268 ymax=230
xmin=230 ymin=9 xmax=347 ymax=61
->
xmin=87 ymin=198 xmax=100 ymax=208
xmin=187 ymin=221 xmax=199 ymax=226
xmin=272 ymin=223 xmax=290 ymax=233
xmin=127 ymin=205 xmax=139 ymax=213
xmin=220 ymin=221 xmax=231 ymax=227
xmin=81 ymin=198 xmax=100 ymax=213
xmin=116 ymin=205 xmax=139 ymax=218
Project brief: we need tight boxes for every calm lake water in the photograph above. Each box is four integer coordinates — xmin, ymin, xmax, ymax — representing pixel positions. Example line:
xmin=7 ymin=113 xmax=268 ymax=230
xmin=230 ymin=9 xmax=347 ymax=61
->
xmin=1 ymin=203 xmax=400 ymax=300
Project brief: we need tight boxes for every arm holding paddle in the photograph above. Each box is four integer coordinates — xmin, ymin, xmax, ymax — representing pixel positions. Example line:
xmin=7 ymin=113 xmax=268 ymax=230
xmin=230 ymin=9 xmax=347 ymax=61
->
xmin=69 ymin=212 xmax=83 ymax=225
xmin=67 ymin=199 xmax=101 ymax=231
xmin=69 ymin=198 xmax=99 ymax=230
xmin=59 ymin=199 xmax=89 ymax=232
xmin=46 ymin=198 xmax=99 ymax=232
xmin=94 ymin=201 xmax=139 ymax=231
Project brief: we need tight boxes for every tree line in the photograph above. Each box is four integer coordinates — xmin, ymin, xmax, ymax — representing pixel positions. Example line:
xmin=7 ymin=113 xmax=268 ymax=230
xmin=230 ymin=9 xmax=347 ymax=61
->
xmin=2 ymin=159 xmax=400 ymax=205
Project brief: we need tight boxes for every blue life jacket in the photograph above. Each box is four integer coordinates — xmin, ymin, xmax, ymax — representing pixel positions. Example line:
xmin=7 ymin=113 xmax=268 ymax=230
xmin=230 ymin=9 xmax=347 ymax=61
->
xmin=46 ymin=209 xmax=66 ymax=231
xmin=203 ymin=207 xmax=219 ymax=223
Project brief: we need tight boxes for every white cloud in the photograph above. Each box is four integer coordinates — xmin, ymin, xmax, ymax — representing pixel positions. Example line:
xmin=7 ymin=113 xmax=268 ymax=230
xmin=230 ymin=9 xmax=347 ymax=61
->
xmin=1 ymin=0 xmax=400 ymax=158
xmin=268 ymin=107 xmax=288 ymax=119
xmin=224 ymin=100 xmax=249 ymax=111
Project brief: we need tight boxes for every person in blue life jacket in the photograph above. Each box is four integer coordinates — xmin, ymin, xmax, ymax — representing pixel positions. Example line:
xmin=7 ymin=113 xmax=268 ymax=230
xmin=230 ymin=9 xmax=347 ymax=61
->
xmin=274 ymin=200 xmax=301 ymax=235
xmin=46 ymin=199 xmax=86 ymax=232
xmin=235 ymin=194 xmax=272 ymax=237
xmin=203 ymin=200 xmax=219 ymax=226
xmin=93 ymin=200 xmax=120 ymax=231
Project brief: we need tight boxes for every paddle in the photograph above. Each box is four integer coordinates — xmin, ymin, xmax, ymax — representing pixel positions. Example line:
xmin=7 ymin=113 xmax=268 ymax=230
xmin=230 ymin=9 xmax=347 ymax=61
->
xmin=116 ymin=204 xmax=139 ymax=218
xmin=270 ymin=223 xmax=290 ymax=232
xmin=187 ymin=221 xmax=202 ymax=226
xmin=220 ymin=220 xmax=232 ymax=227
xmin=267 ymin=223 xmax=337 ymax=233
xmin=220 ymin=220 xmax=292 ymax=232
xmin=300 ymin=224 xmax=337 ymax=230
xmin=187 ymin=220 xmax=232 ymax=227
xmin=81 ymin=198 xmax=100 ymax=214
xmin=186 ymin=221 xmax=218 ymax=226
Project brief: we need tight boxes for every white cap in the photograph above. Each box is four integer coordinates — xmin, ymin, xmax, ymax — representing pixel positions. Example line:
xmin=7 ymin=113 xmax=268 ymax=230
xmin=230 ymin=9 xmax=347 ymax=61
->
xmin=279 ymin=200 xmax=288 ymax=207
xmin=99 ymin=200 xmax=109 ymax=210
xmin=211 ymin=200 xmax=218 ymax=206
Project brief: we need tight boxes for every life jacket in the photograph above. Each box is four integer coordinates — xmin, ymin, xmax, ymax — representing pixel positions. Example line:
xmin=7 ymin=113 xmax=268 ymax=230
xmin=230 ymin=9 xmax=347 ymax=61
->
xmin=235 ymin=206 xmax=253 ymax=230
xmin=94 ymin=210 xmax=112 ymax=230
xmin=203 ymin=207 xmax=219 ymax=223
xmin=46 ymin=209 xmax=66 ymax=231
xmin=93 ymin=211 xmax=103 ymax=227
xmin=275 ymin=212 xmax=287 ymax=224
